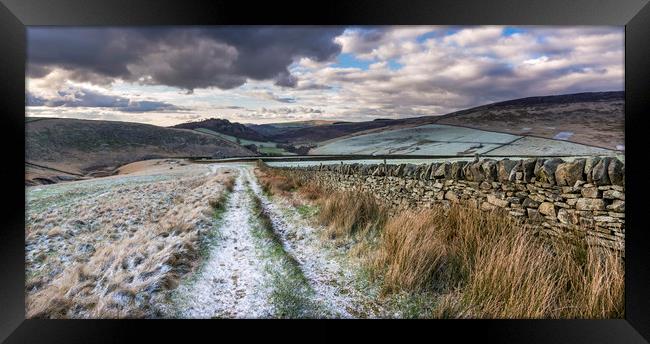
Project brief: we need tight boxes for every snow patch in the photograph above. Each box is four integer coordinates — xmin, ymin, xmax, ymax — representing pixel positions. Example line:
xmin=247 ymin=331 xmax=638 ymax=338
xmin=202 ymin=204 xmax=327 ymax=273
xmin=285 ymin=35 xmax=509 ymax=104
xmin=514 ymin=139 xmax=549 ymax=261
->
xmin=553 ymin=131 xmax=574 ymax=140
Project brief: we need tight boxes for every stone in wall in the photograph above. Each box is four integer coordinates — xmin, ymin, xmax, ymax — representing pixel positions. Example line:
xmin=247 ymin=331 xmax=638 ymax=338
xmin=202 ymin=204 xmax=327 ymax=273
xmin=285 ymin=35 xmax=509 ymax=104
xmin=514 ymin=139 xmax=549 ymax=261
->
xmin=423 ymin=163 xmax=434 ymax=180
xmin=538 ymin=202 xmax=556 ymax=217
xmin=591 ymin=158 xmax=611 ymax=186
xmin=480 ymin=159 xmax=498 ymax=182
xmin=508 ymin=160 xmax=523 ymax=182
xmin=464 ymin=160 xmax=484 ymax=182
xmin=427 ymin=163 xmax=439 ymax=179
xmin=487 ymin=194 xmax=509 ymax=208
xmin=450 ymin=161 xmax=466 ymax=180
xmin=608 ymin=200 xmax=625 ymax=212
xmin=536 ymin=158 xmax=564 ymax=185
xmin=584 ymin=157 xmax=601 ymax=184
xmin=555 ymin=159 xmax=586 ymax=186
xmin=498 ymin=159 xmax=518 ymax=182
xmin=608 ymin=158 xmax=624 ymax=186
xmin=434 ymin=162 xmax=450 ymax=179
xmin=533 ymin=158 xmax=547 ymax=179
xmin=576 ymin=198 xmax=606 ymax=211
xmin=522 ymin=159 xmax=536 ymax=182
xmin=603 ymin=189 xmax=624 ymax=200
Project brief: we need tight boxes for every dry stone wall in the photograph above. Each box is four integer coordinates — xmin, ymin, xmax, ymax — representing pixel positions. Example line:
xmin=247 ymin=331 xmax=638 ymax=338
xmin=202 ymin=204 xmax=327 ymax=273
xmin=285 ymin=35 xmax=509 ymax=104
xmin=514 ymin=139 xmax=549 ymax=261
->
xmin=269 ymin=156 xmax=625 ymax=251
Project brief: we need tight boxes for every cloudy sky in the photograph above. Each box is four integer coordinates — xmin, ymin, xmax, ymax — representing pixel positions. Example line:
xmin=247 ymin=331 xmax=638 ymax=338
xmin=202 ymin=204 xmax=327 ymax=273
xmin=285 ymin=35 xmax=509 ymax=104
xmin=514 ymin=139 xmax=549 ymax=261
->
xmin=26 ymin=26 xmax=624 ymax=126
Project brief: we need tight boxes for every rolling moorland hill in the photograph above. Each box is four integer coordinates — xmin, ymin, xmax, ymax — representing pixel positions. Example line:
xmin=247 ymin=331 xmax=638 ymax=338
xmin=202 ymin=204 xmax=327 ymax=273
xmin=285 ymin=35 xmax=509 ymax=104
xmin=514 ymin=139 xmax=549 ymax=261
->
xmin=172 ymin=118 xmax=268 ymax=142
xmin=259 ymin=118 xmax=411 ymax=144
xmin=26 ymin=118 xmax=255 ymax=184
xmin=190 ymin=91 xmax=622 ymax=150
xmin=307 ymin=91 xmax=625 ymax=151
xmin=245 ymin=120 xmax=341 ymax=139
xmin=434 ymin=91 xmax=624 ymax=150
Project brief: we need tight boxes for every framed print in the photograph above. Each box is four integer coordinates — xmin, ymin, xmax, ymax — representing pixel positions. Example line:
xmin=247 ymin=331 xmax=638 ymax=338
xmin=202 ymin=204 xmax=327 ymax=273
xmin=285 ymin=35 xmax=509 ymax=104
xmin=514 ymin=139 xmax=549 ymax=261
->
xmin=1 ymin=0 xmax=649 ymax=342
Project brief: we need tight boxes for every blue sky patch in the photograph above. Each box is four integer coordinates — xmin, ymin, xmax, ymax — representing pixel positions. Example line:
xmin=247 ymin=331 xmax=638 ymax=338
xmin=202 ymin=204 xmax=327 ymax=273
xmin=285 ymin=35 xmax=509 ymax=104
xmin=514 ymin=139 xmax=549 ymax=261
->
xmin=334 ymin=53 xmax=371 ymax=70
xmin=387 ymin=59 xmax=403 ymax=70
xmin=503 ymin=27 xmax=527 ymax=36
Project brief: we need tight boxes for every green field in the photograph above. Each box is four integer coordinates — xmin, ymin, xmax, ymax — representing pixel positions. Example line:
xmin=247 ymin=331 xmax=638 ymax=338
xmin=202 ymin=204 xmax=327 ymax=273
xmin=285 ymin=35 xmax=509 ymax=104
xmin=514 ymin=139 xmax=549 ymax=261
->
xmin=194 ymin=128 xmax=295 ymax=156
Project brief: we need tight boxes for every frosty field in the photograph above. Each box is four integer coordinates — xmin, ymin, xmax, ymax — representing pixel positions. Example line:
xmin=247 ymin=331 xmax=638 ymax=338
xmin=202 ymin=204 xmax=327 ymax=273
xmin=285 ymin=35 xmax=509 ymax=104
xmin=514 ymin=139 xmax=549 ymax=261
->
xmin=311 ymin=124 xmax=619 ymax=157
xmin=24 ymin=160 xmax=394 ymax=318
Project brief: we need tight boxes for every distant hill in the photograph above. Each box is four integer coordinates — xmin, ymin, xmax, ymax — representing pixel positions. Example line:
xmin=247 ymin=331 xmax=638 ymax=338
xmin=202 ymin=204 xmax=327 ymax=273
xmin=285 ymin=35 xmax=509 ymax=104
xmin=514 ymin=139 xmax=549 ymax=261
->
xmin=258 ymin=119 xmax=409 ymax=144
xmin=434 ymin=91 xmax=624 ymax=150
xmin=305 ymin=91 xmax=624 ymax=150
xmin=165 ymin=91 xmax=623 ymax=155
xmin=26 ymin=118 xmax=255 ymax=184
xmin=311 ymin=91 xmax=624 ymax=155
xmin=173 ymin=118 xmax=268 ymax=141
xmin=243 ymin=120 xmax=339 ymax=139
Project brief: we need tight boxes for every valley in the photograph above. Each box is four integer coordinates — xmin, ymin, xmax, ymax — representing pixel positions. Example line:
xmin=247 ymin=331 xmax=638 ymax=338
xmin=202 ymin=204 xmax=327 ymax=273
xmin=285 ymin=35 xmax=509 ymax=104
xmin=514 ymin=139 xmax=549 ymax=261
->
xmin=26 ymin=91 xmax=624 ymax=186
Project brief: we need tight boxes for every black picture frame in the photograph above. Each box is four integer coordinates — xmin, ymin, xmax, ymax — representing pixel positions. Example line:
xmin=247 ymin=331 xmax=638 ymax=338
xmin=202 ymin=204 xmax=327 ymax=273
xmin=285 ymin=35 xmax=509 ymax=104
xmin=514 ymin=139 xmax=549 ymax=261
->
xmin=1 ymin=0 xmax=649 ymax=342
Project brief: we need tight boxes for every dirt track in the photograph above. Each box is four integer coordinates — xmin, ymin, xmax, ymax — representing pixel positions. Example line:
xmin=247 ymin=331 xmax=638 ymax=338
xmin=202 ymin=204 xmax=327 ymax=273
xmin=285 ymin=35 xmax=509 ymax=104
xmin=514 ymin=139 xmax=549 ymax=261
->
xmin=25 ymin=161 xmax=390 ymax=318
xmin=167 ymin=166 xmax=387 ymax=318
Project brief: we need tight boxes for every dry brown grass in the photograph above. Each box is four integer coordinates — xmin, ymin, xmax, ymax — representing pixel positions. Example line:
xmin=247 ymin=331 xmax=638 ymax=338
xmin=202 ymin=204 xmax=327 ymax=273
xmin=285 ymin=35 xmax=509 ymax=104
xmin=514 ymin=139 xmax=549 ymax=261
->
xmin=372 ymin=205 xmax=624 ymax=319
xmin=25 ymin=168 xmax=238 ymax=318
xmin=317 ymin=190 xmax=387 ymax=240
xmin=298 ymin=181 xmax=324 ymax=201
xmin=256 ymin=170 xmax=300 ymax=196
xmin=374 ymin=206 xmax=515 ymax=292
xmin=224 ymin=177 xmax=236 ymax=193
xmin=256 ymin=166 xmax=624 ymax=319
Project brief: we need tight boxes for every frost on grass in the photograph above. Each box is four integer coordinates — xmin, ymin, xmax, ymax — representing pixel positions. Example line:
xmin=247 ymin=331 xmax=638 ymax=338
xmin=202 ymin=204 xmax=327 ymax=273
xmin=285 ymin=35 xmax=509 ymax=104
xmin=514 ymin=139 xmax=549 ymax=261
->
xmin=168 ymin=168 xmax=321 ymax=318
xmin=167 ymin=174 xmax=276 ymax=319
xmin=25 ymin=163 xmax=236 ymax=318
xmin=246 ymin=168 xmax=388 ymax=318
xmin=26 ymin=162 xmax=399 ymax=318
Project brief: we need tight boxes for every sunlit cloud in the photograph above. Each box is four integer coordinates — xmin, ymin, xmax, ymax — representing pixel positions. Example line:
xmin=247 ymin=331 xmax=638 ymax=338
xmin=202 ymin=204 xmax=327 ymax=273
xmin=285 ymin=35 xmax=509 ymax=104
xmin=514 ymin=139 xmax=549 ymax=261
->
xmin=26 ymin=26 xmax=624 ymax=125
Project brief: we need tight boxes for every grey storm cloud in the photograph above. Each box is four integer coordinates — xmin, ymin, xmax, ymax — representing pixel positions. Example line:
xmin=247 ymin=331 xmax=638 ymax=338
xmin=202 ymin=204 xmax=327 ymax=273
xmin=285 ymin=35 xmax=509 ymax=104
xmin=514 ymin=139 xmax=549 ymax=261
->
xmin=27 ymin=27 xmax=345 ymax=91
xmin=26 ymin=88 xmax=182 ymax=113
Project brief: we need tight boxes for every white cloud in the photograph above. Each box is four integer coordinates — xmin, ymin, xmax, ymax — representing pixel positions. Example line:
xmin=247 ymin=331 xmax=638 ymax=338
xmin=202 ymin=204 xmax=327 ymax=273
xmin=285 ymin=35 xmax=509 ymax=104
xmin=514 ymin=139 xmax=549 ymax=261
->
xmin=26 ymin=26 xmax=624 ymax=124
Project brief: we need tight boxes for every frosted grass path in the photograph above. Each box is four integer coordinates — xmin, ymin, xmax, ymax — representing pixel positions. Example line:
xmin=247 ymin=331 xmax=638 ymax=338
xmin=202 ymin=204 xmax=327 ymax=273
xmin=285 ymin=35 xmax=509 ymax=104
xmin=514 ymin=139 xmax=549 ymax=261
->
xmin=168 ymin=165 xmax=388 ymax=318
xmin=170 ymin=171 xmax=276 ymax=318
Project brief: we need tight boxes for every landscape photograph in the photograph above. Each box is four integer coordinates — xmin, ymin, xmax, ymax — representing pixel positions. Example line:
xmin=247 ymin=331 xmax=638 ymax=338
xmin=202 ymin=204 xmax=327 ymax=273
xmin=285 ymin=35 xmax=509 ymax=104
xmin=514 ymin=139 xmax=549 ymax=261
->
xmin=25 ymin=25 xmax=625 ymax=319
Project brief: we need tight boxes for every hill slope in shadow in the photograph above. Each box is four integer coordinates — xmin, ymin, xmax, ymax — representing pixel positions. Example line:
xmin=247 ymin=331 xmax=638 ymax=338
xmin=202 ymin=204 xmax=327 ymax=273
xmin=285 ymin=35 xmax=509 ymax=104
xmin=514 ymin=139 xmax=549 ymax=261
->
xmin=26 ymin=118 xmax=255 ymax=184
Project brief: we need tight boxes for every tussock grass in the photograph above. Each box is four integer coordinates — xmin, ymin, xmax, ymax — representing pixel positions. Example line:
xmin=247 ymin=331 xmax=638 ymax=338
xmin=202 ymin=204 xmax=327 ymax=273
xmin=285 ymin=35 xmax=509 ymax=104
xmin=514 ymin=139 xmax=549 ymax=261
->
xmin=298 ymin=181 xmax=324 ymax=201
xmin=258 ymin=173 xmax=301 ymax=196
xmin=374 ymin=206 xmax=513 ymax=293
xmin=255 ymin=162 xmax=306 ymax=196
xmin=258 ymin=167 xmax=624 ymax=319
xmin=373 ymin=205 xmax=624 ymax=319
xmin=208 ymin=193 xmax=229 ymax=213
xmin=224 ymin=177 xmax=235 ymax=193
xmin=317 ymin=190 xmax=387 ymax=240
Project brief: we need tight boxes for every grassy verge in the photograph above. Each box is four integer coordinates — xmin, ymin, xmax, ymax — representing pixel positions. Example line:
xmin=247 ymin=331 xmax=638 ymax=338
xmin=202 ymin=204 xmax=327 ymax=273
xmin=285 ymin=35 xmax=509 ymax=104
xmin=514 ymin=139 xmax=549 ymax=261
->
xmin=248 ymin=188 xmax=319 ymax=318
xmin=259 ymin=166 xmax=625 ymax=319
xmin=162 ymin=176 xmax=237 ymax=318
xmin=295 ymin=204 xmax=319 ymax=218
xmin=193 ymin=179 xmax=234 ymax=272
